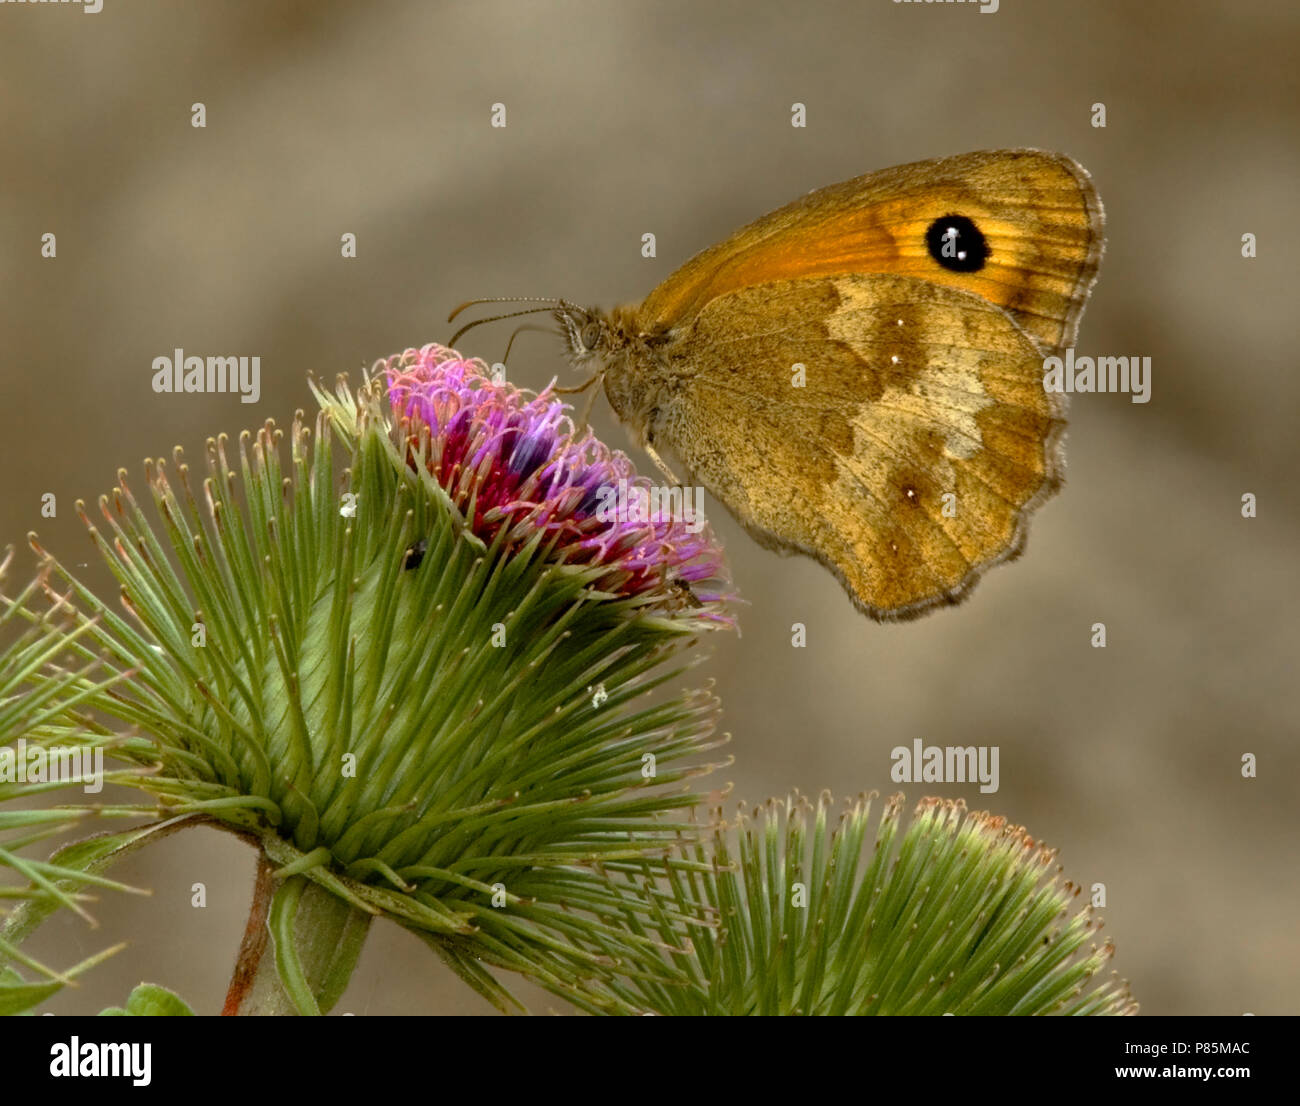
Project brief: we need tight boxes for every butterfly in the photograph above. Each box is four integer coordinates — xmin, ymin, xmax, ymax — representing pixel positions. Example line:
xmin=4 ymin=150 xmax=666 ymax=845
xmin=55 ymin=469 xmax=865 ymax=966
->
xmin=457 ymin=149 xmax=1104 ymax=620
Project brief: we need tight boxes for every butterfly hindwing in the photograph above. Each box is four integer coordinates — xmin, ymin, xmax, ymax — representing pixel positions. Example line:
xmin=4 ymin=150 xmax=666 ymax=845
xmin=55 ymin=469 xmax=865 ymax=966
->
xmin=657 ymin=273 xmax=1064 ymax=619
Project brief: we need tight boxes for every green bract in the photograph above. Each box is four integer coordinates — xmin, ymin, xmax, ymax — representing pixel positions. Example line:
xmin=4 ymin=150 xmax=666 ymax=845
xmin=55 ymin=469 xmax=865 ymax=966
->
xmin=611 ymin=792 xmax=1136 ymax=1016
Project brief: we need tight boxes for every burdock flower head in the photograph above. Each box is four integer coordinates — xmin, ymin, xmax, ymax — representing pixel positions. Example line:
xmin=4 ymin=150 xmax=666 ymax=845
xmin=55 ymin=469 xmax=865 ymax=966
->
xmin=381 ymin=344 xmax=730 ymax=615
xmin=2 ymin=344 xmax=734 ymax=1015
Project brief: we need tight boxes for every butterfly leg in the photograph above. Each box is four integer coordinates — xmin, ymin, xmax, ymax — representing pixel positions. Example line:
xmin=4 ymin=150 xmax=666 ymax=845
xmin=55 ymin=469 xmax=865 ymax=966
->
xmin=555 ymin=372 xmax=605 ymax=435
xmin=643 ymin=441 xmax=682 ymax=486
xmin=552 ymin=374 xmax=599 ymax=395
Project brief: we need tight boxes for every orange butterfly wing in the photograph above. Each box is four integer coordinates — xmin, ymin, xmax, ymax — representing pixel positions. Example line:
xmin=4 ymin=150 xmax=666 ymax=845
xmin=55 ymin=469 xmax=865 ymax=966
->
xmin=637 ymin=149 xmax=1103 ymax=351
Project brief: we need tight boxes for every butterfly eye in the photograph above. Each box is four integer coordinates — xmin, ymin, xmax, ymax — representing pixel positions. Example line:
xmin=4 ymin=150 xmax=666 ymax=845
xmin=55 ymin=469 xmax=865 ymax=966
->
xmin=925 ymin=215 xmax=989 ymax=273
xmin=580 ymin=321 xmax=602 ymax=350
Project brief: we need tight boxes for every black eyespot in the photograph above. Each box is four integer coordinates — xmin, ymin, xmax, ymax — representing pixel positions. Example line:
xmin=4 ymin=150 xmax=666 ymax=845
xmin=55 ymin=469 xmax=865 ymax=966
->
xmin=580 ymin=321 xmax=602 ymax=350
xmin=925 ymin=215 xmax=988 ymax=273
xmin=403 ymin=539 xmax=427 ymax=570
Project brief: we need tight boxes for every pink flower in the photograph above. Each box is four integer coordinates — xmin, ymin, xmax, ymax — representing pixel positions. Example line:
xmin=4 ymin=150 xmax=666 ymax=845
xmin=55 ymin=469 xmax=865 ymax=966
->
xmin=382 ymin=344 xmax=732 ymax=622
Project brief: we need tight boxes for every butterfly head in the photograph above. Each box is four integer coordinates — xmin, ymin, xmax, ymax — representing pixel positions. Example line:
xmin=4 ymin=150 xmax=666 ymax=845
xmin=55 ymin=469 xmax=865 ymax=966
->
xmin=554 ymin=303 xmax=666 ymax=438
xmin=555 ymin=304 xmax=615 ymax=368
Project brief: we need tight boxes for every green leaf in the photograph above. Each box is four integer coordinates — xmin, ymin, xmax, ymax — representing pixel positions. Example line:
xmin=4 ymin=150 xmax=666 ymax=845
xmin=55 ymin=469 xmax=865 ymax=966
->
xmin=243 ymin=874 xmax=372 ymax=1016
xmin=99 ymin=983 xmax=195 ymax=1016
xmin=0 ymin=945 xmax=128 ymax=1015
xmin=0 ymin=966 xmax=61 ymax=1016
xmin=1 ymin=816 xmax=198 ymax=953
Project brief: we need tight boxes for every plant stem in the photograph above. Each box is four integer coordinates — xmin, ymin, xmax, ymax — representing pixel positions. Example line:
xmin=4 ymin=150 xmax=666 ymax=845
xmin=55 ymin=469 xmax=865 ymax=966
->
xmin=222 ymin=850 xmax=373 ymax=1015
xmin=221 ymin=851 xmax=276 ymax=1015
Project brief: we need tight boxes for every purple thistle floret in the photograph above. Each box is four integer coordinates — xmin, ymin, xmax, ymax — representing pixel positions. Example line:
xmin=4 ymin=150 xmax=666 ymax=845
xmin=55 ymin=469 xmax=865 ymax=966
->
xmin=382 ymin=344 xmax=732 ymax=620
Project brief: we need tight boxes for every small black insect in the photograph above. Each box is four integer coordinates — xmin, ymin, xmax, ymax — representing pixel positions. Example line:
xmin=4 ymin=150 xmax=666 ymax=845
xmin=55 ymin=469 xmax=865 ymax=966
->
xmin=669 ymin=578 xmax=703 ymax=609
xmin=403 ymin=539 xmax=428 ymax=571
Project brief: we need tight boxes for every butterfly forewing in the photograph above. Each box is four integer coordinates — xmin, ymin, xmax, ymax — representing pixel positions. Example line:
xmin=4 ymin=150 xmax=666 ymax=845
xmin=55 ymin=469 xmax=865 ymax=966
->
xmin=637 ymin=149 xmax=1103 ymax=352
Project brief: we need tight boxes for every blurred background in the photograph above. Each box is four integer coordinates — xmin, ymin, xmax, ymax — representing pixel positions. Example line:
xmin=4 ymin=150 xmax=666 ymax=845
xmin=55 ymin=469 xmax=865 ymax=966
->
xmin=1 ymin=0 xmax=1296 ymax=1015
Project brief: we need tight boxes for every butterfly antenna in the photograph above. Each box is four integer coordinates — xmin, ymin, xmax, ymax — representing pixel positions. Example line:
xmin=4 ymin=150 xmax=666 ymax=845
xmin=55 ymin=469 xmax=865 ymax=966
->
xmin=447 ymin=297 xmax=565 ymax=324
xmin=448 ymin=304 xmax=566 ymax=349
